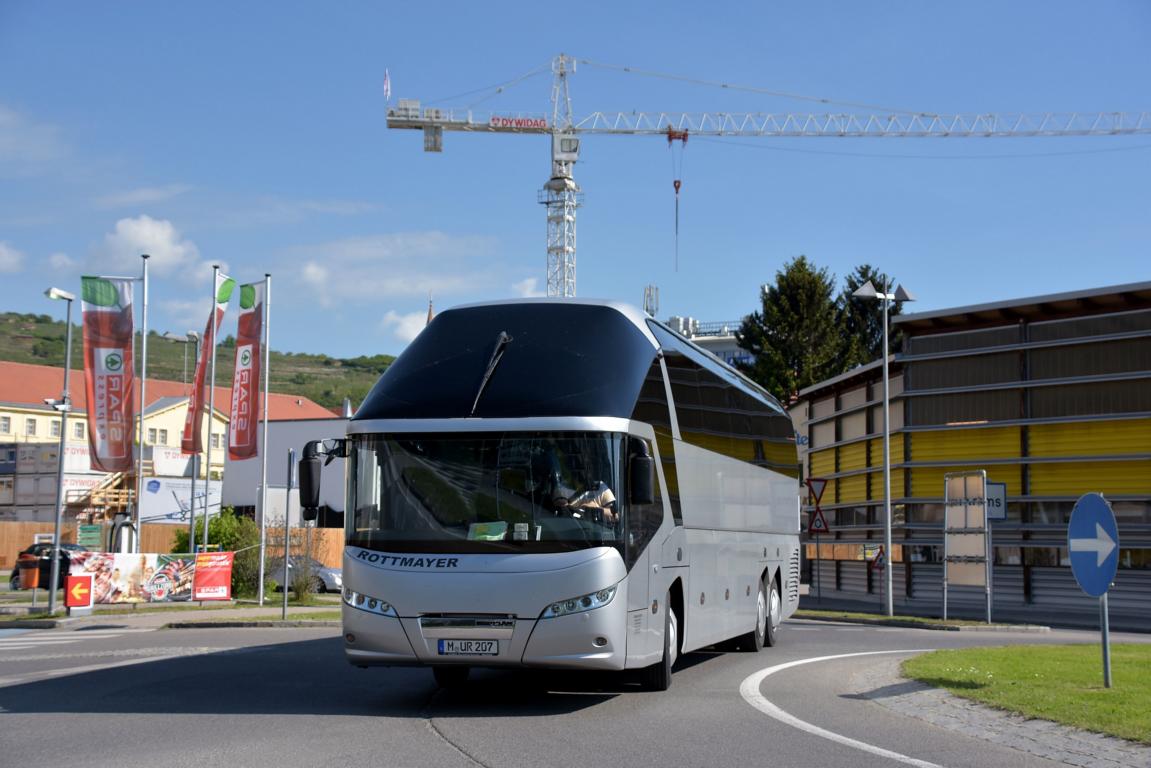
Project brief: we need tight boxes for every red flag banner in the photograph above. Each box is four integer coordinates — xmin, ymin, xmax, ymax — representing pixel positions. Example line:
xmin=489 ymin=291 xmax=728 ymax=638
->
xmin=192 ymin=551 xmax=234 ymax=600
xmin=81 ymin=277 xmax=136 ymax=472
xmin=228 ymin=282 xmax=264 ymax=460
xmin=181 ymin=273 xmax=236 ymax=454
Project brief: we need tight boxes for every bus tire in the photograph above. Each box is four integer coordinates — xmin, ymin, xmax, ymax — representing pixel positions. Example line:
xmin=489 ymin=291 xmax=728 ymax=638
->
xmin=641 ymin=594 xmax=677 ymax=691
xmin=764 ymin=577 xmax=781 ymax=648
xmin=432 ymin=665 xmax=470 ymax=688
xmin=737 ymin=578 xmax=768 ymax=652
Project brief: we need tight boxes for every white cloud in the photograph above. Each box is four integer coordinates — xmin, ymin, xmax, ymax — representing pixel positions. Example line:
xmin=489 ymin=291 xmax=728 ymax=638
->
xmin=48 ymin=252 xmax=77 ymax=271
xmin=381 ymin=310 xmax=430 ymax=343
xmin=0 ymin=105 xmax=67 ymax=178
xmin=289 ymin=231 xmax=499 ymax=307
xmin=0 ymin=242 xmax=25 ymax=273
xmin=512 ymin=277 xmax=546 ymax=298
xmin=92 ymin=215 xmax=212 ymax=278
xmin=160 ymin=298 xmax=213 ymax=333
xmin=95 ymin=184 xmax=191 ymax=209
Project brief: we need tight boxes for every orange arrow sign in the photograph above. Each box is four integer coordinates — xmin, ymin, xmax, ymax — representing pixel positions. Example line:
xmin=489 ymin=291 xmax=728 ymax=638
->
xmin=66 ymin=575 xmax=93 ymax=608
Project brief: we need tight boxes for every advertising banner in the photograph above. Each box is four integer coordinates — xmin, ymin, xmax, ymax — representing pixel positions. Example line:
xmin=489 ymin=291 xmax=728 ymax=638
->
xmin=81 ymin=277 xmax=136 ymax=472
xmin=181 ymin=272 xmax=236 ymax=454
xmin=228 ymin=281 xmax=264 ymax=460
xmin=193 ymin=551 xmax=234 ymax=600
xmin=69 ymin=552 xmax=219 ymax=603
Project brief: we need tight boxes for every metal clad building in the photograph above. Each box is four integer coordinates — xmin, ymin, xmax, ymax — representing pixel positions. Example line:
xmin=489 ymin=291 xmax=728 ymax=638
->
xmin=795 ymin=281 xmax=1151 ymax=629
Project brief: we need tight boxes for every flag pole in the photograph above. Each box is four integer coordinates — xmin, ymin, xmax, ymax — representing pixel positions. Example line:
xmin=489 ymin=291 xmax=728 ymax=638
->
xmin=203 ymin=264 xmax=219 ymax=551
xmin=134 ymin=254 xmax=150 ymax=553
xmin=257 ymin=273 xmax=271 ymax=605
xmin=188 ymin=333 xmax=200 ymax=553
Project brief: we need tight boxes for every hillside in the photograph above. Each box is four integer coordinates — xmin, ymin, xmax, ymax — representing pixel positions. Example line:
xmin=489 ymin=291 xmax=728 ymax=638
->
xmin=0 ymin=312 xmax=394 ymax=410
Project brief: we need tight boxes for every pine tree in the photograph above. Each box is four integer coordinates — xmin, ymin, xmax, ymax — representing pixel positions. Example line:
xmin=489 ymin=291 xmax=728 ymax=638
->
xmin=735 ymin=256 xmax=844 ymax=403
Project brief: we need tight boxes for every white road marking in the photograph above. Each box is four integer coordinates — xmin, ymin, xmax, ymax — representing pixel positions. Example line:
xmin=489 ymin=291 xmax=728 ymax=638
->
xmin=0 ymin=628 xmax=149 ymax=650
xmin=740 ymin=650 xmax=939 ymax=768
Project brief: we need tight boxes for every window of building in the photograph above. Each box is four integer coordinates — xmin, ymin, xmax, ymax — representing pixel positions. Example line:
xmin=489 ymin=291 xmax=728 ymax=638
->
xmin=50 ymin=419 xmax=61 ymax=438
xmin=159 ymin=429 xmax=168 ymax=445
xmin=211 ymin=434 xmax=221 ymax=449
xmin=147 ymin=428 xmax=157 ymax=444
xmin=0 ymin=415 xmax=9 ymax=433
xmin=73 ymin=421 xmax=84 ymax=439
xmin=25 ymin=418 xmax=37 ymax=436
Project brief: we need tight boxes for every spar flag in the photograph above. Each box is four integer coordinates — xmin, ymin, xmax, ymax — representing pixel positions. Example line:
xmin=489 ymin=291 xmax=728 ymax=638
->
xmin=181 ymin=272 xmax=236 ymax=454
xmin=228 ymin=281 xmax=264 ymax=460
xmin=81 ymin=277 xmax=136 ymax=472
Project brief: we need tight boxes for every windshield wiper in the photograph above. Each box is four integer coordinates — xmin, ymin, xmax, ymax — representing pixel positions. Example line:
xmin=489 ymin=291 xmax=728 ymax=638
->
xmin=470 ymin=331 xmax=513 ymax=416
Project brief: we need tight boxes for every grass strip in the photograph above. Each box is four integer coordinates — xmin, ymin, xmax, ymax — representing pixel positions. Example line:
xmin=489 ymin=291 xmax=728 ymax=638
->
xmin=903 ymin=644 xmax=1151 ymax=745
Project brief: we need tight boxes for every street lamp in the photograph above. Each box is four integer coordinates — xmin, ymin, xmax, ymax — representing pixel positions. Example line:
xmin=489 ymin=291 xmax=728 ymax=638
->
xmin=162 ymin=330 xmax=199 ymax=392
xmin=852 ymin=279 xmax=915 ymax=617
xmin=44 ymin=287 xmax=75 ymax=615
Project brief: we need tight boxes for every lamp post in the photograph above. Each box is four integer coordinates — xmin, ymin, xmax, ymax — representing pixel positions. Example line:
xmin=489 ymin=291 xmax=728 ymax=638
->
xmin=44 ymin=287 xmax=75 ymax=615
xmin=851 ymin=279 xmax=914 ymax=617
xmin=162 ymin=330 xmax=199 ymax=392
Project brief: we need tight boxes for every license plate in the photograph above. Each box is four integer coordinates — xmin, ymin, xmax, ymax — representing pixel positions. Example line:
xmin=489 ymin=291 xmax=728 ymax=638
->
xmin=438 ymin=639 xmax=498 ymax=656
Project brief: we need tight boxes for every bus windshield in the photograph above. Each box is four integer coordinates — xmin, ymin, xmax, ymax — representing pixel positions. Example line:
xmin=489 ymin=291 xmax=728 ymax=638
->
xmin=347 ymin=432 xmax=625 ymax=555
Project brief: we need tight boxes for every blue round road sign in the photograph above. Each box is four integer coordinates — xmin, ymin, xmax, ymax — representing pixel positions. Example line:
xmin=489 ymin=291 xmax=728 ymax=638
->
xmin=1067 ymin=493 xmax=1120 ymax=598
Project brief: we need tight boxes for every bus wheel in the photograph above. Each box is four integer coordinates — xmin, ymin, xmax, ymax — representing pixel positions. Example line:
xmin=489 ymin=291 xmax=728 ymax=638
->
xmin=764 ymin=578 xmax=782 ymax=648
xmin=641 ymin=595 xmax=677 ymax=691
xmin=432 ymin=666 xmax=470 ymax=688
xmin=737 ymin=579 xmax=768 ymax=652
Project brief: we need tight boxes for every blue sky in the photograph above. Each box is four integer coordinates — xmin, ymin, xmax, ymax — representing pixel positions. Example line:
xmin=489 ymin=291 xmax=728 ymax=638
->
xmin=1 ymin=2 xmax=1148 ymax=358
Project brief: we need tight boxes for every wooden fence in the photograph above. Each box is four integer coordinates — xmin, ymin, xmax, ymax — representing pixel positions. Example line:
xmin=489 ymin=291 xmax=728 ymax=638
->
xmin=0 ymin=522 xmax=344 ymax=571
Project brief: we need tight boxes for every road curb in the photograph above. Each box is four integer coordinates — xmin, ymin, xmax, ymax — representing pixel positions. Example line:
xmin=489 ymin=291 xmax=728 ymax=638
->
xmin=794 ymin=615 xmax=1051 ymax=632
xmin=163 ymin=620 xmax=341 ymax=629
xmin=0 ymin=618 xmax=69 ymax=629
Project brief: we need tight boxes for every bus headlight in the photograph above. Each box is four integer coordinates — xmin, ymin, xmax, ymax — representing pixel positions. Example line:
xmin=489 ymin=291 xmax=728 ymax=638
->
xmin=343 ymin=587 xmax=397 ymax=617
xmin=541 ymin=584 xmax=618 ymax=619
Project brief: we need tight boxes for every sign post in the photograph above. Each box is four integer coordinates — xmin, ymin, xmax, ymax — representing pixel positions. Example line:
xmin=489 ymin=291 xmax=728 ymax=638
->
xmin=1068 ymin=492 xmax=1119 ymax=688
xmin=943 ymin=471 xmax=990 ymax=623
xmin=985 ymin=481 xmax=1006 ymax=622
xmin=805 ymin=477 xmax=829 ymax=601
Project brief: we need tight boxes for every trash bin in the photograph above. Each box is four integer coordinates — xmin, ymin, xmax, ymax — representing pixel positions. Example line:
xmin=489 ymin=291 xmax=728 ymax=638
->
xmin=17 ymin=554 xmax=39 ymax=590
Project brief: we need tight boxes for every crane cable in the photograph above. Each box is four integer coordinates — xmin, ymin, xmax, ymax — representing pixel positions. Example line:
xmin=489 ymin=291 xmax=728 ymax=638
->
xmin=577 ymin=58 xmax=938 ymax=117
xmin=425 ymin=62 xmax=553 ymax=108
xmin=668 ymin=127 xmax=688 ymax=271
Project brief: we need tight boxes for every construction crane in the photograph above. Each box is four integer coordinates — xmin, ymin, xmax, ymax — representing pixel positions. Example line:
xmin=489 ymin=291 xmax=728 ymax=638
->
xmin=387 ymin=54 xmax=1151 ymax=298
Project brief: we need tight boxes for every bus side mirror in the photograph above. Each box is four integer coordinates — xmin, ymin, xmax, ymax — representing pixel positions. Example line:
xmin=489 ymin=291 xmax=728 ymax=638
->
xmin=629 ymin=450 xmax=655 ymax=506
xmin=299 ymin=440 xmax=322 ymax=521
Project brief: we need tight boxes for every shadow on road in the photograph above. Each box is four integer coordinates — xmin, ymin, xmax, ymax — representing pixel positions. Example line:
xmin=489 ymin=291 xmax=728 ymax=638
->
xmin=0 ymin=637 xmax=725 ymax=718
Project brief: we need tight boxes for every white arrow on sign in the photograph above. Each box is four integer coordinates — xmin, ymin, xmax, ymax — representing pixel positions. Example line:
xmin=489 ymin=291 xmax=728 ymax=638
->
xmin=1070 ymin=522 xmax=1117 ymax=567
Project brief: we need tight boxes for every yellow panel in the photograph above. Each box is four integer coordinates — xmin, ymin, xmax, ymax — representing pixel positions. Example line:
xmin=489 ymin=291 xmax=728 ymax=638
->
xmin=839 ymin=442 xmax=868 ymax=472
xmin=1030 ymin=420 xmax=1151 ymax=459
xmin=868 ymin=434 xmax=904 ymax=465
xmin=870 ymin=468 xmax=907 ymax=500
xmin=909 ymin=465 xmax=1021 ymax=499
xmin=810 ymin=449 xmax=835 ymax=478
xmin=839 ymin=474 xmax=867 ymax=503
xmin=910 ymin=427 xmax=1020 ymax=462
xmin=1030 ymin=461 xmax=1151 ymax=496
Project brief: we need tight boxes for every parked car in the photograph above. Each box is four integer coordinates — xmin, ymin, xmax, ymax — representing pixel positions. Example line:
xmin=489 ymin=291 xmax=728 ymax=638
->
xmin=267 ymin=557 xmax=342 ymax=593
xmin=8 ymin=542 xmax=89 ymax=590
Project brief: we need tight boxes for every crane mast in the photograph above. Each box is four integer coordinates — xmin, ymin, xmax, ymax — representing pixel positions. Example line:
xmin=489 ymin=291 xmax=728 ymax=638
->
xmin=386 ymin=55 xmax=1151 ymax=297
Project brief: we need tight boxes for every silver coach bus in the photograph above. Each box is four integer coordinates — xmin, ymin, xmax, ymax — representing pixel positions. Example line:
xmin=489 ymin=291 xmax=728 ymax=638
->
xmin=298 ymin=299 xmax=800 ymax=690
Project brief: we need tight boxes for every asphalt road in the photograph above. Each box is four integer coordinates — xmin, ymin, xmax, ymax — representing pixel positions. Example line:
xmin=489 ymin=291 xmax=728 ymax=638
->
xmin=0 ymin=620 xmax=1144 ymax=768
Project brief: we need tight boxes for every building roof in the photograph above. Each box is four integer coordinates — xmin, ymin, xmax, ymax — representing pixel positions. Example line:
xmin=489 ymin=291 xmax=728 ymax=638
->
xmin=894 ymin=280 xmax=1151 ymax=334
xmin=0 ymin=361 xmax=333 ymax=421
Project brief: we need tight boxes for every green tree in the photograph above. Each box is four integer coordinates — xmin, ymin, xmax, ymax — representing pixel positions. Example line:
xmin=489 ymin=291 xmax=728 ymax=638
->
xmin=736 ymin=256 xmax=844 ymax=403
xmin=173 ymin=507 xmax=262 ymax=597
xmin=837 ymin=264 xmax=905 ymax=370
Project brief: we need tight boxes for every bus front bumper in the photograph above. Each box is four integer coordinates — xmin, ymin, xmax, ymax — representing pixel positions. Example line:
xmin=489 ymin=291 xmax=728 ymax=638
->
xmin=342 ymin=597 xmax=628 ymax=671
